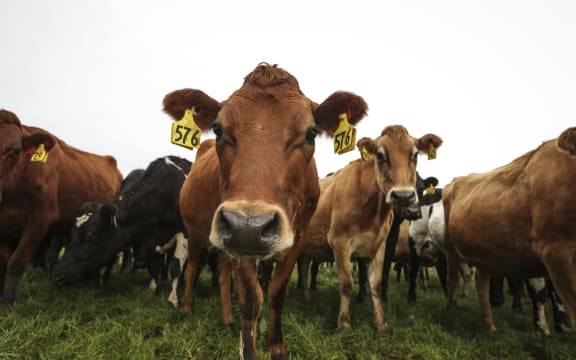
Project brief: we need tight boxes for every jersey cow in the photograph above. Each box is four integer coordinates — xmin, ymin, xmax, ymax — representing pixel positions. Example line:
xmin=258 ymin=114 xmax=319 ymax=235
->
xmin=298 ymin=125 xmax=443 ymax=332
xmin=443 ymin=127 xmax=576 ymax=331
xmin=163 ymin=63 xmax=368 ymax=360
xmin=52 ymin=156 xmax=191 ymax=299
xmin=0 ymin=109 xmax=122 ymax=309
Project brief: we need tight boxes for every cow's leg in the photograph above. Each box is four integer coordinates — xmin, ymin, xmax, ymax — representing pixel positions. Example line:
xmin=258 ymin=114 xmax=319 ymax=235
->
xmin=546 ymin=277 xmax=572 ymax=332
xmin=356 ymin=259 xmax=368 ymax=303
xmin=435 ymin=252 xmax=448 ymax=295
xmin=219 ymin=255 xmax=234 ymax=330
xmin=235 ymin=260 xmax=262 ymax=360
xmin=381 ymin=217 xmax=401 ymax=302
xmin=0 ymin=223 xmax=48 ymax=309
xmin=407 ymin=236 xmax=420 ymax=304
xmin=310 ymin=261 xmax=320 ymax=290
xmin=526 ymin=277 xmax=551 ymax=335
xmin=267 ymin=250 xmax=302 ymax=360
xmin=368 ymin=245 xmax=389 ymax=332
xmin=459 ymin=262 xmax=473 ymax=297
xmin=489 ymin=277 xmax=505 ymax=308
xmin=299 ymin=257 xmax=312 ymax=303
xmin=542 ymin=249 xmax=576 ymax=327
xmin=0 ymin=242 xmax=13 ymax=297
xmin=257 ymin=259 xmax=274 ymax=293
xmin=333 ymin=243 xmax=354 ymax=330
xmin=180 ymin=240 xmax=202 ymax=314
xmin=444 ymin=247 xmax=460 ymax=310
xmin=508 ymin=278 xmax=524 ymax=313
xmin=476 ymin=269 xmax=496 ymax=331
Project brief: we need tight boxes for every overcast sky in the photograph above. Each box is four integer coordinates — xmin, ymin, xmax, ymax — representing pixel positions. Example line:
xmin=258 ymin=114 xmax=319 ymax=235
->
xmin=2 ymin=1 xmax=575 ymax=186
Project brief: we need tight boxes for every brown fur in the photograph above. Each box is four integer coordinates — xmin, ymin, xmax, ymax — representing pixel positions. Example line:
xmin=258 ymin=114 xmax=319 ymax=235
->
xmin=443 ymin=128 xmax=576 ymax=331
xmin=299 ymin=126 xmax=443 ymax=332
xmin=163 ymin=64 xmax=368 ymax=360
xmin=0 ymin=110 xmax=123 ymax=308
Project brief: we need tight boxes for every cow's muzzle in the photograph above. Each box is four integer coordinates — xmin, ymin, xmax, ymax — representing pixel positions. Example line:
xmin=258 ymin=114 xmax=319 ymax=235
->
xmin=211 ymin=201 xmax=293 ymax=258
xmin=388 ymin=188 xmax=418 ymax=208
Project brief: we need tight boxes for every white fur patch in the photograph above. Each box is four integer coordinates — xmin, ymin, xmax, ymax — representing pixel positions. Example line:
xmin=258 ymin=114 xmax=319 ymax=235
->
xmin=164 ymin=157 xmax=187 ymax=178
xmin=75 ymin=213 xmax=93 ymax=228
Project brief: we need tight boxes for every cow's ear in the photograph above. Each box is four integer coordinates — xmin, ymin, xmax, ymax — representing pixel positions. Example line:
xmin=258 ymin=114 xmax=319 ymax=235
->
xmin=162 ymin=89 xmax=222 ymax=130
xmin=557 ymin=127 xmax=576 ymax=156
xmin=21 ymin=133 xmax=56 ymax=152
xmin=357 ymin=137 xmax=376 ymax=155
xmin=313 ymin=91 xmax=368 ymax=136
xmin=415 ymin=134 xmax=443 ymax=154
xmin=100 ymin=204 xmax=118 ymax=228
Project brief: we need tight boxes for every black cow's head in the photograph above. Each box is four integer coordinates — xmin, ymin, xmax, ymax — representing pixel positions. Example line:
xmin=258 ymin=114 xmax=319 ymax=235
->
xmin=52 ymin=202 xmax=121 ymax=286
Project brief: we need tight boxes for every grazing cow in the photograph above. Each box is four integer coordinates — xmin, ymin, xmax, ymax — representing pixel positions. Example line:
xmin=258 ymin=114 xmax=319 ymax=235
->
xmin=443 ymin=127 xmax=576 ymax=331
xmin=50 ymin=167 xmax=145 ymax=285
xmin=298 ymin=125 xmax=443 ymax=332
xmin=52 ymin=156 xmax=191 ymax=296
xmin=0 ymin=109 xmax=122 ymax=309
xmin=164 ymin=63 xmax=368 ymax=360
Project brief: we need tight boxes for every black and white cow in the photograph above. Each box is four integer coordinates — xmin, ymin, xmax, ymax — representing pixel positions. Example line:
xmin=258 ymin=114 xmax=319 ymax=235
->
xmin=52 ymin=156 xmax=192 ymax=301
xmin=489 ymin=276 xmax=571 ymax=335
xmin=407 ymin=199 xmax=474 ymax=303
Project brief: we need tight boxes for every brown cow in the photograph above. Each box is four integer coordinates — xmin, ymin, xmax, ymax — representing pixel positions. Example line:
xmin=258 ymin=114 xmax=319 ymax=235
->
xmin=443 ymin=127 xmax=576 ymax=331
xmin=0 ymin=109 xmax=123 ymax=309
xmin=298 ymin=125 xmax=443 ymax=332
xmin=161 ymin=63 xmax=368 ymax=359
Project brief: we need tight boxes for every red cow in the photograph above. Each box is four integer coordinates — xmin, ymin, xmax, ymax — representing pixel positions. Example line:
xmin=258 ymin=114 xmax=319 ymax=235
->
xmin=443 ymin=127 xmax=576 ymax=331
xmin=162 ymin=63 xmax=368 ymax=359
xmin=0 ymin=109 xmax=123 ymax=309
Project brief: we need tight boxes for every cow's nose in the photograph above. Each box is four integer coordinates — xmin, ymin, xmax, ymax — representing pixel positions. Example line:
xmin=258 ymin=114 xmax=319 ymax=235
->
xmin=390 ymin=189 xmax=417 ymax=207
xmin=216 ymin=208 xmax=280 ymax=257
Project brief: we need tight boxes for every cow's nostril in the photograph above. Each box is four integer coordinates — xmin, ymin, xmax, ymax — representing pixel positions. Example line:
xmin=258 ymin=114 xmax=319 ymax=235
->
xmin=261 ymin=213 xmax=280 ymax=241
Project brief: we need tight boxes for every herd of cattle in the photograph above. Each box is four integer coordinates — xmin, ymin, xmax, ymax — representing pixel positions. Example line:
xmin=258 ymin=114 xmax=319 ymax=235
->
xmin=1 ymin=63 xmax=574 ymax=359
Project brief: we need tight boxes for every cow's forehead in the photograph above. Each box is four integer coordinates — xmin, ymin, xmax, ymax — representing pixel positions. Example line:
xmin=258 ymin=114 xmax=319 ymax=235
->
xmin=218 ymin=96 xmax=314 ymax=135
xmin=377 ymin=132 xmax=415 ymax=152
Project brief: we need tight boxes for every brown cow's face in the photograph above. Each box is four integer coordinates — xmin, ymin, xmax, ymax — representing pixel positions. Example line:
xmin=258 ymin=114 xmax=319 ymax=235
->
xmin=209 ymin=98 xmax=318 ymax=258
xmin=163 ymin=63 xmax=368 ymax=259
xmin=358 ymin=125 xmax=443 ymax=210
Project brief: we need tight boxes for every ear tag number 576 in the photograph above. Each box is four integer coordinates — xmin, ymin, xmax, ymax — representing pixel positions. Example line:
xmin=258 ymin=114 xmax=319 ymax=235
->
xmin=171 ymin=107 xmax=201 ymax=150
xmin=333 ymin=112 xmax=356 ymax=154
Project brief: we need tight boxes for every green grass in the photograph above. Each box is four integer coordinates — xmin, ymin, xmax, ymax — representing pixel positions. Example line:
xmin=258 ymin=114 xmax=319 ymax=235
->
xmin=0 ymin=265 xmax=574 ymax=359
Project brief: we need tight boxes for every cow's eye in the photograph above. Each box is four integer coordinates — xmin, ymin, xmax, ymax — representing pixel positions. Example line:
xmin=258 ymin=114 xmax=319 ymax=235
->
xmin=376 ymin=151 xmax=387 ymax=163
xmin=305 ymin=126 xmax=319 ymax=144
xmin=210 ymin=122 xmax=223 ymax=138
xmin=411 ymin=150 xmax=419 ymax=164
xmin=12 ymin=147 xmax=22 ymax=156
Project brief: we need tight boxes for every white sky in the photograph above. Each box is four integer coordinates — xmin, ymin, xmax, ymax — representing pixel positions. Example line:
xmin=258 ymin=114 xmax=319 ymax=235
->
xmin=2 ymin=1 xmax=575 ymax=186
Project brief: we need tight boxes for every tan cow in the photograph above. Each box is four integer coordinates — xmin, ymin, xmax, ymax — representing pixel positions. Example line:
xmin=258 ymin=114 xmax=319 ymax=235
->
xmin=298 ymin=125 xmax=443 ymax=332
xmin=161 ymin=63 xmax=368 ymax=360
xmin=0 ymin=109 xmax=123 ymax=309
xmin=443 ymin=127 xmax=576 ymax=331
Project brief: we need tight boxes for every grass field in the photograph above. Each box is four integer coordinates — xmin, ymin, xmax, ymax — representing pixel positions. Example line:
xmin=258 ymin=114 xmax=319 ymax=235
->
xmin=0 ymin=264 xmax=574 ymax=359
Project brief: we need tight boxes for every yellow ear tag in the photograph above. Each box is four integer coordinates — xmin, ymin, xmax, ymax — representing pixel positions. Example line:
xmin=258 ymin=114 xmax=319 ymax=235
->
xmin=425 ymin=183 xmax=436 ymax=195
xmin=427 ymin=145 xmax=437 ymax=160
xmin=333 ymin=112 xmax=356 ymax=154
xmin=361 ymin=146 xmax=371 ymax=161
xmin=30 ymin=144 xmax=48 ymax=163
xmin=171 ymin=107 xmax=201 ymax=150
